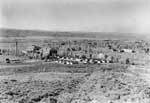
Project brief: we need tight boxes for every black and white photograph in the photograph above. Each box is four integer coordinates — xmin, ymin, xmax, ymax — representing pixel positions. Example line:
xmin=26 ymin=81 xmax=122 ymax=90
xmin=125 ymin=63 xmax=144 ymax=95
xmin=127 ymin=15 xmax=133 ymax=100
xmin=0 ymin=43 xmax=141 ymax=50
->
xmin=0 ymin=0 xmax=150 ymax=103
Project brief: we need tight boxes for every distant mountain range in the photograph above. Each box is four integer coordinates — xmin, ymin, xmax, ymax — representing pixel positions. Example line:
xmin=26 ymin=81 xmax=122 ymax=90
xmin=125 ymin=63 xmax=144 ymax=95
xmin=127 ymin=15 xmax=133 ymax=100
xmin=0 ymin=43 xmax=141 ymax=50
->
xmin=0 ymin=28 xmax=149 ymax=41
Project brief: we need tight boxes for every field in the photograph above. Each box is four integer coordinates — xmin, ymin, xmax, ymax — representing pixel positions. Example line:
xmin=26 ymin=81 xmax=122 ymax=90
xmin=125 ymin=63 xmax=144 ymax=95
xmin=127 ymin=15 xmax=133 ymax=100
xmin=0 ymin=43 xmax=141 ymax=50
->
xmin=0 ymin=28 xmax=150 ymax=103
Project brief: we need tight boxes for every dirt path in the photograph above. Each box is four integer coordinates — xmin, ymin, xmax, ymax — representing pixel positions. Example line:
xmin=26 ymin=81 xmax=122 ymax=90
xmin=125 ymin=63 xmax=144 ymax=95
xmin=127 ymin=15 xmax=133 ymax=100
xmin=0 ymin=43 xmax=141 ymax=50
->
xmin=137 ymin=66 xmax=150 ymax=85
xmin=0 ymin=72 xmax=87 ymax=82
xmin=128 ymin=64 xmax=150 ymax=85
xmin=0 ymin=64 xmax=35 ymax=69
xmin=0 ymin=60 xmax=54 ymax=69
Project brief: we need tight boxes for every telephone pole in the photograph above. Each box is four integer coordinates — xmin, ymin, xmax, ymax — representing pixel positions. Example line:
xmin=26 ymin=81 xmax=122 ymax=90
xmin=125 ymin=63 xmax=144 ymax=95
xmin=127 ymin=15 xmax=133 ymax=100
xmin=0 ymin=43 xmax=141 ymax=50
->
xmin=69 ymin=40 xmax=72 ymax=56
xmin=15 ymin=40 xmax=18 ymax=56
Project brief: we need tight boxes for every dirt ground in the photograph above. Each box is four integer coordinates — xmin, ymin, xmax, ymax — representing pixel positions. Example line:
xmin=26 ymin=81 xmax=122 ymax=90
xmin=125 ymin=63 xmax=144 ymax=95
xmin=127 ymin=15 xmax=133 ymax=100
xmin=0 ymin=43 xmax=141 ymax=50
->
xmin=0 ymin=61 xmax=150 ymax=103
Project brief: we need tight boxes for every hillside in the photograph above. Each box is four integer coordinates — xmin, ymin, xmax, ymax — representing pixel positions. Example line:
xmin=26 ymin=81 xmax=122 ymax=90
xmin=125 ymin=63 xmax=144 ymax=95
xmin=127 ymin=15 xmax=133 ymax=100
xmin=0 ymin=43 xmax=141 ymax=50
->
xmin=0 ymin=28 xmax=148 ymax=41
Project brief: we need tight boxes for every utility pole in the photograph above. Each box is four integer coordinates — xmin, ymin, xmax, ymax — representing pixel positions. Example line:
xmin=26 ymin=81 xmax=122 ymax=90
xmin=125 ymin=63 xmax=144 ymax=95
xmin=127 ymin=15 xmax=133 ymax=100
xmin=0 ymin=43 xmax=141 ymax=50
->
xmin=14 ymin=39 xmax=22 ymax=56
xmin=87 ymin=41 xmax=90 ymax=58
xmin=88 ymin=41 xmax=92 ymax=58
xmin=69 ymin=40 xmax=72 ymax=57
xmin=15 ymin=40 xmax=18 ymax=56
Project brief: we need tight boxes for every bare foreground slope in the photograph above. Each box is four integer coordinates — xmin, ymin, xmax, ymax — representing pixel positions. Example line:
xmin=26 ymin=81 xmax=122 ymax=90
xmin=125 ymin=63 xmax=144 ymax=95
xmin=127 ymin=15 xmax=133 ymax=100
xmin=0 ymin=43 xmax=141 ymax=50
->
xmin=0 ymin=63 xmax=150 ymax=103
xmin=0 ymin=29 xmax=150 ymax=103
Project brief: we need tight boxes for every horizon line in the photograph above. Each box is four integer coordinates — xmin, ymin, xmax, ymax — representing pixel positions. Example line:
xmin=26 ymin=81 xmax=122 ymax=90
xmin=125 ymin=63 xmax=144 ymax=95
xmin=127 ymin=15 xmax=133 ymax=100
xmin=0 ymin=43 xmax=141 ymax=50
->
xmin=0 ymin=27 xmax=148 ymax=35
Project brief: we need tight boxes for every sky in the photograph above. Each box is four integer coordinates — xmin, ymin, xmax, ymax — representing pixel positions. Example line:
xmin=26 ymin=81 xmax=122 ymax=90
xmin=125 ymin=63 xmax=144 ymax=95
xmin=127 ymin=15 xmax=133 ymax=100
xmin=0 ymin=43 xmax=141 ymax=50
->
xmin=0 ymin=0 xmax=150 ymax=34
